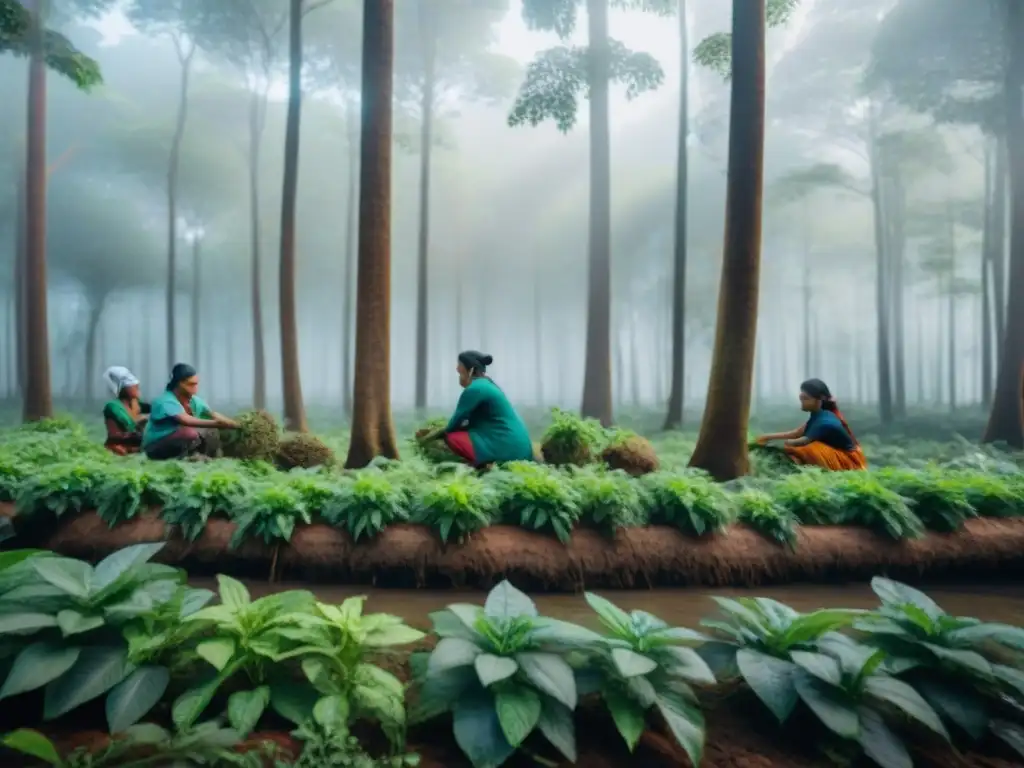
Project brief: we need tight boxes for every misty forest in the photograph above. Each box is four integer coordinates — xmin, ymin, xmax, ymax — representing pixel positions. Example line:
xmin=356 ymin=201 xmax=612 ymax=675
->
xmin=2 ymin=1 xmax=1024 ymax=767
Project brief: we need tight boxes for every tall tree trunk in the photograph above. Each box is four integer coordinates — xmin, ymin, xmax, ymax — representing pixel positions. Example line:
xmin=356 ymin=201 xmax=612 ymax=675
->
xmin=341 ymin=105 xmax=358 ymax=417
xmin=249 ymin=90 xmax=268 ymax=409
xmin=23 ymin=1 xmax=51 ymax=422
xmin=664 ymin=0 xmax=689 ymax=430
xmin=14 ymin=168 xmax=26 ymax=397
xmin=414 ymin=5 xmax=437 ymax=412
xmin=166 ymin=40 xmax=195 ymax=370
xmin=346 ymin=0 xmax=398 ymax=468
xmin=534 ymin=265 xmax=543 ymax=405
xmin=688 ymin=0 xmax=765 ymax=481
xmin=629 ymin=309 xmax=640 ymax=407
xmin=868 ymin=108 xmax=893 ymax=425
xmin=278 ymin=0 xmax=308 ymax=432
xmin=580 ymin=0 xmax=613 ymax=426
xmin=983 ymin=2 xmax=1024 ymax=447
xmin=802 ymin=246 xmax=811 ymax=372
xmin=981 ymin=136 xmax=995 ymax=407
xmin=992 ymin=137 xmax=1008 ymax=348
xmin=83 ymin=299 xmax=106 ymax=403
xmin=191 ymin=236 xmax=201 ymax=364
xmin=888 ymin=171 xmax=907 ymax=418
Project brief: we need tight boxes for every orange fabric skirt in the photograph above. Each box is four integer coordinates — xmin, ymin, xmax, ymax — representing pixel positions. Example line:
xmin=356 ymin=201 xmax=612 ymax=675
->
xmin=784 ymin=442 xmax=867 ymax=471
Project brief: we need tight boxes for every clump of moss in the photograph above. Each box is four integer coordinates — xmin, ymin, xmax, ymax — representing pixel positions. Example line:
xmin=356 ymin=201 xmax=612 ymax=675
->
xmin=540 ymin=408 xmax=603 ymax=467
xmin=222 ymin=410 xmax=280 ymax=461
xmin=601 ymin=432 xmax=659 ymax=476
xmin=276 ymin=433 xmax=335 ymax=470
xmin=411 ymin=418 xmax=457 ymax=464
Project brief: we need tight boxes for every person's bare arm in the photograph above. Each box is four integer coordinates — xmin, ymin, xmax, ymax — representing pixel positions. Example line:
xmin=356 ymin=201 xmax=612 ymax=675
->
xmin=755 ymin=424 xmax=806 ymax=444
xmin=175 ymin=413 xmax=220 ymax=429
xmin=209 ymin=411 xmax=239 ymax=429
xmin=784 ymin=436 xmax=811 ymax=447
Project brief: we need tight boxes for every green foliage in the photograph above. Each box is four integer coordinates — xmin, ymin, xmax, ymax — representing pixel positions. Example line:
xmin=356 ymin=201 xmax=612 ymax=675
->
xmin=735 ymin=488 xmax=797 ymax=547
xmin=693 ymin=0 xmax=801 ymax=78
xmin=568 ymin=466 xmax=647 ymax=534
xmin=412 ymin=471 xmax=499 ymax=543
xmin=284 ymin=723 xmax=420 ymax=768
xmin=162 ymin=465 xmax=251 ymax=541
xmin=491 ymin=463 xmax=582 ymax=543
xmin=223 ymin=410 xmax=281 ymax=462
xmin=0 ymin=0 xmax=104 ymax=90
xmin=322 ymin=472 xmax=409 ymax=542
xmin=539 ymin=408 xmax=604 ymax=467
xmin=410 ymin=418 xmax=456 ymax=465
xmin=231 ymin=483 xmax=312 ymax=548
xmin=642 ymin=471 xmax=731 ymax=535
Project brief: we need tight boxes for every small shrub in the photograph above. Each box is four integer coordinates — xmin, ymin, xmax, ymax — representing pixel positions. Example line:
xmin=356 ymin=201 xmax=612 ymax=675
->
xmin=322 ymin=470 xmax=408 ymax=540
xmin=643 ymin=471 xmax=731 ymax=535
xmin=771 ymin=471 xmax=845 ymax=524
xmin=569 ymin=466 xmax=647 ymax=534
xmin=231 ymin=482 xmax=311 ymax=548
xmin=411 ymin=418 xmax=457 ymax=464
xmin=163 ymin=465 xmax=251 ymax=540
xmin=877 ymin=468 xmax=975 ymax=532
xmin=601 ymin=432 xmax=659 ymax=476
xmin=491 ymin=462 xmax=582 ymax=542
xmin=276 ymin=433 xmax=335 ymax=470
xmin=540 ymin=408 xmax=603 ymax=467
xmin=412 ymin=471 xmax=499 ymax=542
xmin=734 ymin=489 xmax=797 ymax=547
xmin=748 ymin=444 xmax=798 ymax=476
xmin=222 ymin=410 xmax=280 ymax=461
xmin=830 ymin=472 xmax=923 ymax=539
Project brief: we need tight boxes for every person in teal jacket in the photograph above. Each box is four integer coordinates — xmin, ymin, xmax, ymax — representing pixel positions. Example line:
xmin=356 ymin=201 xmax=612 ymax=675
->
xmin=143 ymin=363 xmax=239 ymax=461
xmin=418 ymin=351 xmax=534 ymax=467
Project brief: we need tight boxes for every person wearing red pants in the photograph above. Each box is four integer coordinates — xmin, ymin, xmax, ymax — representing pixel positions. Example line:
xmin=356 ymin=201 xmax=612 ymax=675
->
xmin=418 ymin=351 xmax=534 ymax=468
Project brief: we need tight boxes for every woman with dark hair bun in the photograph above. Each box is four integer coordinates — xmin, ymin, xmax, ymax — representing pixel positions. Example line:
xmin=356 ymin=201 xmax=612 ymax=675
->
xmin=755 ymin=378 xmax=867 ymax=471
xmin=142 ymin=363 xmax=239 ymax=461
xmin=417 ymin=351 xmax=534 ymax=467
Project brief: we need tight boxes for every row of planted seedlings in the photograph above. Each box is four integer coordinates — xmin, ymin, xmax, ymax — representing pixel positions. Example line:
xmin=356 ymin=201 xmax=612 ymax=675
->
xmin=2 ymin=541 xmax=1024 ymax=767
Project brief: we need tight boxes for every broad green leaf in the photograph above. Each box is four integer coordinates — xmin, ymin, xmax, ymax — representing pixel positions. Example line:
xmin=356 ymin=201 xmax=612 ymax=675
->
xmin=793 ymin=672 xmax=859 ymax=738
xmin=56 ymin=610 xmax=105 ymax=637
xmin=269 ymin=681 xmax=319 ymax=725
xmin=410 ymin=666 xmax=478 ymax=724
xmin=655 ymin=646 xmax=716 ymax=684
xmin=123 ymin=723 xmax=170 ymax=744
xmin=429 ymin=637 xmax=482 ymax=676
xmin=516 ymin=652 xmax=577 ymax=709
xmin=604 ymin=686 xmax=646 ymax=751
xmin=585 ymin=592 xmax=632 ymax=634
xmin=475 ymin=654 xmax=518 ymax=687
xmin=453 ymin=692 xmax=515 ymax=768
xmin=647 ymin=626 xmax=710 ymax=646
xmin=1 ymin=729 xmax=60 ymax=765
xmin=483 ymin=581 xmax=537 ymax=620
xmin=611 ymin=648 xmax=658 ymax=678
xmin=0 ymin=642 xmax=80 ymax=700
xmin=780 ymin=610 xmax=858 ymax=647
xmin=858 ymin=706 xmax=912 ymax=768
xmin=495 ymin=685 xmax=541 ymax=747
xmin=429 ymin=609 xmax=479 ymax=640
xmin=917 ymin=679 xmax=988 ymax=740
xmin=992 ymin=664 xmax=1024 ymax=697
xmin=0 ymin=550 xmax=45 ymax=572
xmin=531 ymin=618 xmax=604 ymax=648
xmin=0 ymin=612 xmax=58 ymax=635
xmin=656 ymin=690 xmax=705 ymax=767
xmin=921 ymin=643 xmax=991 ymax=676
xmin=949 ymin=622 xmax=1024 ymax=650
xmin=863 ymin=676 xmax=948 ymax=739
xmin=736 ymin=649 xmax=797 ymax=722
xmin=172 ymin=678 xmax=222 ymax=731
xmin=537 ymin=697 xmax=577 ymax=762
xmin=32 ymin=558 xmax=92 ymax=600
xmin=180 ymin=588 xmax=215 ymax=618
xmin=992 ymin=719 xmax=1024 ymax=759
xmin=196 ymin=638 xmax=236 ymax=671
xmin=228 ymin=686 xmax=270 ymax=736
xmin=870 ymin=578 xmax=943 ymax=620
xmin=364 ymin=624 xmax=425 ymax=647
xmin=216 ymin=575 xmax=250 ymax=610
xmin=790 ymin=651 xmax=843 ymax=686
xmin=44 ymin=646 xmax=130 ymax=720
xmin=92 ymin=543 xmax=165 ymax=593
xmin=106 ymin=665 xmax=169 ymax=733
xmin=312 ymin=693 xmax=350 ymax=730
xmin=447 ymin=603 xmax=485 ymax=631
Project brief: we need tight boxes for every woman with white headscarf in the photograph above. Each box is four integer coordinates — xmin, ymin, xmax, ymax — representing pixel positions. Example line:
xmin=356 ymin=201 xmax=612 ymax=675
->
xmin=101 ymin=366 xmax=151 ymax=455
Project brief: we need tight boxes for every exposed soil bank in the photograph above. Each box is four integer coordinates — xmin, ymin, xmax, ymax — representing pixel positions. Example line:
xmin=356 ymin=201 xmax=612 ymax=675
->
xmin=12 ymin=504 xmax=1024 ymax=590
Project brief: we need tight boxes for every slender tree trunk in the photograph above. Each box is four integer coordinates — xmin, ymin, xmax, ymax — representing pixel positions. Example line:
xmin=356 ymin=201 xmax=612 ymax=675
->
xmin=984 ymin=3 xmax=1024 ymax=446
xmin=534 ymin=265 xmax=543 ymax=405
xmin=346 ymin=0 xmax=398 ymax=467
xmin=688 ymin=0 xmax=765 ymax=480
xmin=868 ymin=109 xmax=893 ymax=425
xmin=664 ymin=0 xmax=689 ymax=430
xmin=83 ymin=299 xmax=106 ymax=403
xmin=166 ymin=40 xmax=195 ymax=370
xmin=414 ymin=6 xmax=437 ymax=412
xmin=341 ymin=105 xmax=358 ymax=417
xmin=802 ymin=245 xmax=811 ymax=372
xmin=889 ymin=171 xmax=907 ymax=419
xmin=191 ymin=237 xmax=201 ymax=364
xmin=982 ymin=137 xmax=995 ymax=406
xmin=278 ymin=0 xmax=308 ymax=432
xmin=249 ymin=90 xmax=268 ymax=409
xmin=14 ymin=167 xmax=26 ymax=397
xmin=580 ymin=0 xmax=613 ymax=426
xmin=992 ymin=137 xmax=1008 ymax=348
xmin=628 ymin=309 xmax=640 ymax=407
xmin=23 ymin=0 xmax=51 ymax=422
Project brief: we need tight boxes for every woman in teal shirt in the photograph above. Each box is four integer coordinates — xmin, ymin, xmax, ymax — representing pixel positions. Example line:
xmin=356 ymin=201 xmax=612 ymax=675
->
xmin=143 ymin=363 xmax=238 ymax=461
xmin=419 ymin=351 xmax=534 ymax=467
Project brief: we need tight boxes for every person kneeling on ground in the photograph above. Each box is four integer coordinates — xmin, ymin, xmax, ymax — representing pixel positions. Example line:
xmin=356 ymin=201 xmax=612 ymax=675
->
xmin=755 ymin=378 xmax=867 ymax=471
xmin=101 ymin=366 xmax=150 ymax=456
xmin=142 ymin=363 xmax=239 ymax=461
xmin=418 ymin=350 xmax=534 ymax=469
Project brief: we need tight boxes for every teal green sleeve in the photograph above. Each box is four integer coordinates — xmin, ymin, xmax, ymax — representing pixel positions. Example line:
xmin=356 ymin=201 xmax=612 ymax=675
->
xmin=445 ymin=386 xmax=485 ymax=432
xmin=192 ymin=396 xmax=213 ymax=419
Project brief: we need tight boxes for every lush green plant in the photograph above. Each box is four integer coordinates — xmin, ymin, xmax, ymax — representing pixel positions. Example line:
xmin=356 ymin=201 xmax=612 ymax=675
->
xmin=539 ymin=408 xmax=604 ymax=467
xmin=827 ymin=474 xmax=923 ymax=539
xmin=412 ymin=471 xmax=499 ymax=542
xmin=569 ymin=466 xmax=647 ymax=534
xmin=734 ymin=489 xmax=798 ymax=547
xmin=2 ymin=722 xmax=269 ymax=767
xmin=412 ymin=581 xmax=581 ymax=767
xmin=222 ymin=410 xmax=280 ymax=462
xmin=93 ymin=463 xmax=183 ymax=527
xmin=322 ymin=471 xmax=409 ymax=541
xmin=282 ymin=722 xmax=420 ymax=768
xmin=231 ymin=484 xmax=312 ymax=549
xmin=699 ymin=597 xmax=860 ymax=722
xmin=15 ymin=459 xmax=111 ymax=518
xmin=491 ymin=463 xmax=581 ymax=543
xmin=770 ymin=470 xmax=844 ymax=524
xmin=875 ymin=468 xmax=976 ymax=532
xmin=410 ymin=418 xmax=456 ymax=465
xmin=0 ymin=543 xmax=204 ymax=732
xmin=642 ymin=472 xmax=731 ymax=535
xmin=854 ymin=577 xmax=1024 ymax=756
xmin=575 ymin=593 xmax=712 ymax=764
xmin=162 ymin=466 xmax=252 ymax=541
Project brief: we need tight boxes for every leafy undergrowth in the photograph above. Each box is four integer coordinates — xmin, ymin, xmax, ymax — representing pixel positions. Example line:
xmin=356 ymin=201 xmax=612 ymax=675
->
xmin=3 ymin=546 xmax=1024 ymax=768
xmin=1 ymin=417 xmax=1022 ymax=550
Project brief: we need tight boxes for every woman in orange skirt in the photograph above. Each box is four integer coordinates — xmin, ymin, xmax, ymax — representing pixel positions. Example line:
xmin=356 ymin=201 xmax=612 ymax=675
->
xmin=755 ymin=378 xmax=867 ymax=471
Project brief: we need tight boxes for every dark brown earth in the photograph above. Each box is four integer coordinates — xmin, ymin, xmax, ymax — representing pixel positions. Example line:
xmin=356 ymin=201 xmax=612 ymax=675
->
xmin=14 ymin=504 xmax=1024 ymax=590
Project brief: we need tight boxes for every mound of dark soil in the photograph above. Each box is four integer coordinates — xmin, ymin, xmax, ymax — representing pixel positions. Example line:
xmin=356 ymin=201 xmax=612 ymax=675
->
xmin=276 ymin=433 xmax=335 ymax=470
